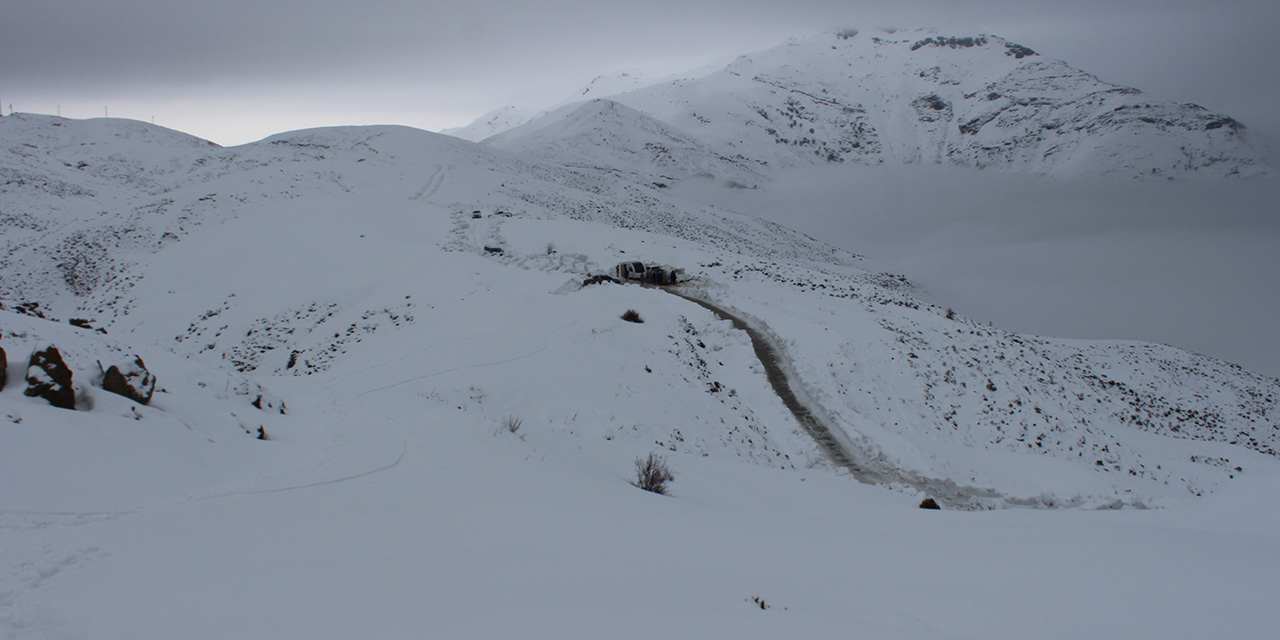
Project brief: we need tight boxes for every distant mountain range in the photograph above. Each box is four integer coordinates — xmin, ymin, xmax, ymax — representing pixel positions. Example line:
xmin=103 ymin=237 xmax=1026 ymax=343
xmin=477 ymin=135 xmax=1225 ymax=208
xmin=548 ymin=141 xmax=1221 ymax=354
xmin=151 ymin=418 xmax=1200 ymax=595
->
xmin=448 ymin=29 xmax=1270 ymax=183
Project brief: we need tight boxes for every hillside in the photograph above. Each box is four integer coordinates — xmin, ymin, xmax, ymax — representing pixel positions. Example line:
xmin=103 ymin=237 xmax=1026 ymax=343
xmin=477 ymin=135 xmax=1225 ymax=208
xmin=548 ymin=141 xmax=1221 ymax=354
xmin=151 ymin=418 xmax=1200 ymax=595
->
xmin=472 ymin=29 xmax=1270 ymax=181
xmin=3 ymin=112 xmax=1276 ymax=505
xmin=2 ymin=113 xmax=1279 ymax=637
xmin=484 ymin=99 xmax=767 ymax=188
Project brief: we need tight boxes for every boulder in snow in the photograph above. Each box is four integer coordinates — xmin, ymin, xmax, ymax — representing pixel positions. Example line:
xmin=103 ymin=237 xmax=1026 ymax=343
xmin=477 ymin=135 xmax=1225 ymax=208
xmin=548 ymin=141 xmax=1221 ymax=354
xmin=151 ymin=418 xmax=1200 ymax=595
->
xmin=0 ymin=345 xmax=7 ymax=391
xmin=24 ymin=345 xmax=76 ymax=410
xmin=101 ymin=355 xmax=156 ymax=405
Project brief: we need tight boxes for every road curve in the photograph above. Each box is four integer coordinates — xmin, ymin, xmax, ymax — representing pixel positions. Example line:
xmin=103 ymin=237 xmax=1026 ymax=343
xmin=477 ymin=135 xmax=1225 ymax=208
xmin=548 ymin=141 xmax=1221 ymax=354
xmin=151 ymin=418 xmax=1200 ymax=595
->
xmin=667 ymin=287 xmax=1005 ymax=509
xmin=667 ymin=289 xmax=870 ymax=479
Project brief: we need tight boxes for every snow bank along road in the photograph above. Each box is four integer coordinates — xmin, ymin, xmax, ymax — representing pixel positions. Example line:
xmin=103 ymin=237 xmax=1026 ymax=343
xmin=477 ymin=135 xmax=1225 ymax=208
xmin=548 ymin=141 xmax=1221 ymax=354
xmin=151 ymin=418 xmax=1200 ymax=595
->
xmin=668 ymin=287 xmax=1005 ymax=508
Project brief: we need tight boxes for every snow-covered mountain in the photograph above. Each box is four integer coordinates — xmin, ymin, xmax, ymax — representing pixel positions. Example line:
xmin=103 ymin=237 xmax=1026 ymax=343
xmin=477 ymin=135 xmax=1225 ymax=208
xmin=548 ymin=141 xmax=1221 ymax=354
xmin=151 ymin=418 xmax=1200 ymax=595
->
xmin=483 ymin=99 xmax=767 ymax=188
xmin=441 ymin=105 xmax=535 ymax=143
xmin=441 ymin=71 xmax=653 ymax=143
xmin=468 ymin=29 xmax=1270 ymax=181
xmin=3 ymin=112 xmax=1280 ymax=637
xmin=3 ymin=111 xmax=1276 ymax=507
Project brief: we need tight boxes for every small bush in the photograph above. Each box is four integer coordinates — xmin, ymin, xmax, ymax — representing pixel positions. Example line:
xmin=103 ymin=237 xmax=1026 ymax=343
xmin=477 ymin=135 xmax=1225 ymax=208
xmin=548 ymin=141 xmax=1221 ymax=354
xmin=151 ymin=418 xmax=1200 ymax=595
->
xmin=493 ymin=415 xmax=525 ymax=440
xmin=621 ymin=309 xmax=643 ymax=323
xmin=501 ymin=415 xmax=523 ymax=435
xmin=633 ymin=452 xmax=674 ymax=495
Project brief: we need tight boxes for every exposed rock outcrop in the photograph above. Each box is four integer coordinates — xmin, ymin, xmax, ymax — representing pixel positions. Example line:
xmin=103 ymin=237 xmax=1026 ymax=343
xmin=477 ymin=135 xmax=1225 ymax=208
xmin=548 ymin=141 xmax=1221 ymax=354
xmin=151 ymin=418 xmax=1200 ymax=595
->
xmin=24 ymin=345 xmax=76 ymax=409
xmin=101 ymin=355 xmax=156 ymax=405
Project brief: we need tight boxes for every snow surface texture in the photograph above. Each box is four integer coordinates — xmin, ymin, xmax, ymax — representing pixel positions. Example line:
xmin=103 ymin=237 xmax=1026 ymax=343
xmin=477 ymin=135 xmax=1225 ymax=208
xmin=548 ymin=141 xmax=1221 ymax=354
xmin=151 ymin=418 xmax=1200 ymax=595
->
xmin=472 ymin=30 xmax=1270 ymax=182
xmin=1 ymin=96 xmax=1279 ymax=634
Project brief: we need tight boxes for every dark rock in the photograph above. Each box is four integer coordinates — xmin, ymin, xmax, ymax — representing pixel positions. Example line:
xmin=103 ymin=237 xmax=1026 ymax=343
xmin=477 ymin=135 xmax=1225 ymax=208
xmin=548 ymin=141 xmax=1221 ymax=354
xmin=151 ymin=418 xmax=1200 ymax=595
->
xmin=583 ymin=274 xmax=619 ymax=286
xmin=14 ymin=301 xmax=46 ymax=319
xmin=1204 ymin=117 xmax=1241 ymax=131
xmin=24 ymin=345 xmax=76 ymax=409
xmin=915 ymin=94 xmax=949 ymax=111
xmin=0 ymin=346 xmax=6 ymax=392
xmin=1004 ymin=42 xmax=1037 ymax=59
xmin=919 ymin=497 xmax=942 ymax=510
xmin=101 ymin=355 xmax=156 ymax=405
xmin=911 ymin=36 xmax=988 ymax=51
xmin=911 ymin=94 xmax=953 ymax=123
xmin=67 ymin=318 xmax=107 ymax=334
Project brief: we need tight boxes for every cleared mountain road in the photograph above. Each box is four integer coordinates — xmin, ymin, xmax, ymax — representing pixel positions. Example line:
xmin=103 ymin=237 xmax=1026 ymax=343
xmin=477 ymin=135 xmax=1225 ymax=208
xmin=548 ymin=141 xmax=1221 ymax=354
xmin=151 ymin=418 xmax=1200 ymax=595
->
xmin=668 ymin=286 xmax=1005 ymax=509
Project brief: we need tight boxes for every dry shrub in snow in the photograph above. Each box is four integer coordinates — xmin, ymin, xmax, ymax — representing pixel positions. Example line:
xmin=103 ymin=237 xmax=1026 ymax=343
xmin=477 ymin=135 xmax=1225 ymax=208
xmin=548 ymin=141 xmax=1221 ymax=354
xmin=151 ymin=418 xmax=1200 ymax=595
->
xmin=621 ymin=309 xmax=643 ymax=323
xmin=501 ymin=415 xmax=523 ymax=435
xmin=633 ymin=452 xmax=674 ymax=495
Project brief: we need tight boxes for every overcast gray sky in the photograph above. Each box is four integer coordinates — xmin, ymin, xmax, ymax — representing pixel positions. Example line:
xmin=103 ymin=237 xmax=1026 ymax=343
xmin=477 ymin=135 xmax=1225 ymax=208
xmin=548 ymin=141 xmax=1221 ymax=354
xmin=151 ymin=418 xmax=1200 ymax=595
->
xmin=3 ymin=0 xmax=1277 ymax=145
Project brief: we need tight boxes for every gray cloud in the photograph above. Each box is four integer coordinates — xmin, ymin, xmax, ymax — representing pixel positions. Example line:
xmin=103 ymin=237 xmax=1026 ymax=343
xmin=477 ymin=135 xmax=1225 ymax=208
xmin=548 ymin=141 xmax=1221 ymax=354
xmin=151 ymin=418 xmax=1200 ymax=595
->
xmin=2 ymin=0 xmax=1276 ymax=144
xmin=677 ymin=167 xmax=1280 ymax=377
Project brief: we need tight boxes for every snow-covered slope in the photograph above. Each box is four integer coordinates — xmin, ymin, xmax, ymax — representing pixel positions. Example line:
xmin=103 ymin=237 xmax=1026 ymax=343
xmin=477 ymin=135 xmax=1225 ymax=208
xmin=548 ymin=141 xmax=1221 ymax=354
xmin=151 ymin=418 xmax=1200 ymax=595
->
xmin=441 ymin=105 xmax=535 ymax=143
xmin=3 ymin=112 xmax=1280 ymax=637
xmin=472 ymin=29 xmax=1270 ymax=180
xmin=3 ymin=112 xmax=1276 ymax=508
xmin=441 ymin=71 xmax=652 ymax=143
xmin=484 ymin=99 xmax=766 ymax=188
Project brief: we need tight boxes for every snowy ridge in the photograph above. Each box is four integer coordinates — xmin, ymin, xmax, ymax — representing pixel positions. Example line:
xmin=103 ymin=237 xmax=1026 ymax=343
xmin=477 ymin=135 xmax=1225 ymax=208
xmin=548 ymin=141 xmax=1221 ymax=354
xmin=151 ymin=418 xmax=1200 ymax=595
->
xmin=441 ymin=71 xmax=652 ymax=143
xmin=473 ymin=29 xmax=1269 ymax=180
xmin=440 ymin=105 xmax=534 ymax=143
xmin=484 ymin=98 xmax=767 ymax=188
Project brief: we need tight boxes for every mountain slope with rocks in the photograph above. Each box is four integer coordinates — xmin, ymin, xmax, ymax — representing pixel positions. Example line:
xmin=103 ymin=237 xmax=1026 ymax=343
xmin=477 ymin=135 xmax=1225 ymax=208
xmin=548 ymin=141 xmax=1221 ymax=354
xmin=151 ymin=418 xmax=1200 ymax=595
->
xmin=473 ymin=29 xmax=1269 ymax=181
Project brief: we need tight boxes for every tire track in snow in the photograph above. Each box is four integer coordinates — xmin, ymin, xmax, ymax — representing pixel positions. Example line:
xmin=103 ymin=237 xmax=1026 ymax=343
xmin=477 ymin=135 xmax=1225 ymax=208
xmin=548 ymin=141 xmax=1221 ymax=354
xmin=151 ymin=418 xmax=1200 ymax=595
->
xmin=210 ymin=317 xmax=584 ymax=501
xmin=192 ymin=392 xmax=411 ymax=501
xmin=354 ymin=318 xmax=584 ymax=398
xmin=410 ymin=164 xmax=450 ymax=201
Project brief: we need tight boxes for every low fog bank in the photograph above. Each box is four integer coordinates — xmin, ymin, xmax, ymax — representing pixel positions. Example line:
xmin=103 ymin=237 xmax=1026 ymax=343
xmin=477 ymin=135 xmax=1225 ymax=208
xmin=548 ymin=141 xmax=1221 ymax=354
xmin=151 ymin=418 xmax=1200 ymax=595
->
xmin=675 ymin=167 xmax=1280 ymax=378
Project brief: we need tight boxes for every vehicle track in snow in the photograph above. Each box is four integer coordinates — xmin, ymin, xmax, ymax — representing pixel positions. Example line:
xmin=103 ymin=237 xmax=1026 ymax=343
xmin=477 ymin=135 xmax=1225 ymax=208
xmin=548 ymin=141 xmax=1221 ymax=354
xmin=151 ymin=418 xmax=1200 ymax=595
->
xmin=410 ymin=164 xmax=450 ymax=201
xmin=667 ymin=290 xmax=868 ymax=475
xmin=668 ymin=287 xmax=1005 ymax=509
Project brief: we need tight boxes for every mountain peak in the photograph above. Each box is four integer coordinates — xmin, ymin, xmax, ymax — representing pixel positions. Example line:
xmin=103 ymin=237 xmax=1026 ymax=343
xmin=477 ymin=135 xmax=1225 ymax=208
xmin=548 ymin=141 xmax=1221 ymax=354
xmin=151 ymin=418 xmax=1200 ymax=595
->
xmin=462 ymin=30 xmax=1268 ymax=180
